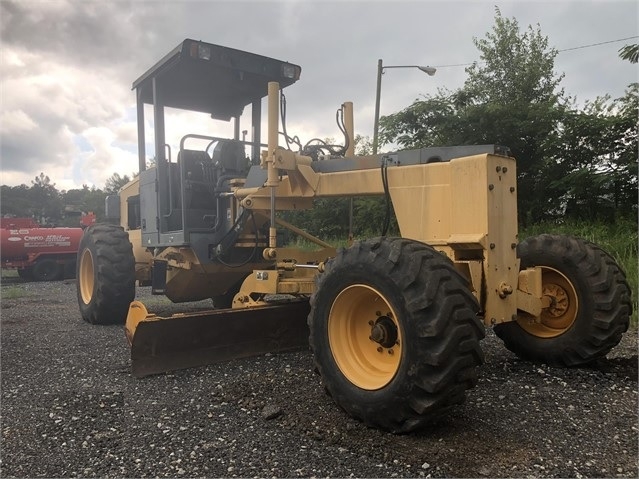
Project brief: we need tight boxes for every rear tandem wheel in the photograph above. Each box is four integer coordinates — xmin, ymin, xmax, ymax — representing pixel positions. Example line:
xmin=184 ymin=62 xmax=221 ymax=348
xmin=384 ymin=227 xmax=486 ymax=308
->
xmin=77 ymin=224 xmax=136 ymax=325
xmin=494 ymin=234 xmax=632 ymax=366
xmin=308 ymin=237 xmax=484 ymax=433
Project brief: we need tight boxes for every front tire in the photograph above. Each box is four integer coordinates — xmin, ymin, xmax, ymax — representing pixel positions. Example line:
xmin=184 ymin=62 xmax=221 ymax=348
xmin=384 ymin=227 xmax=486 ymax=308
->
xmin=77 ymin=224 xmax=136 ymax=325
xmin=309 ymin=238 xmax=484 ymax=433
xmin=495 ymin=234 xmax=631 ymax=366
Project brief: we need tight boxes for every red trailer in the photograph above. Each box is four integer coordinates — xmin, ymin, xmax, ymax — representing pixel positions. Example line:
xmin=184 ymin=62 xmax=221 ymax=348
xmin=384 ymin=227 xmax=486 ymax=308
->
xmin=1 ymin=222 xmax=86 ymax=281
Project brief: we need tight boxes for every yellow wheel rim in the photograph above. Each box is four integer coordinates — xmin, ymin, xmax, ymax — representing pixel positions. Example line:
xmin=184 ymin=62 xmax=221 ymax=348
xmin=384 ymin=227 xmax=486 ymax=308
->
xmin=78 ymin=249 xmax=95 ymax=305
xmin=328 ymin=284 xmax=402 ymax=390
xmin=518 ymin=267 xmax=579 ymax=338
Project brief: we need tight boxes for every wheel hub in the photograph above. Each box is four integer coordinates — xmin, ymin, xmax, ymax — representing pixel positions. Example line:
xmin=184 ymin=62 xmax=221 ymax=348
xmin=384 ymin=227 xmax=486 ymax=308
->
xmin=517 ymin=266 xmax=579 ymax=338
xmin=543 ymin=283 xmax=569 ymax=317
xmin=370 ymin=316 xmax=398 ymax=349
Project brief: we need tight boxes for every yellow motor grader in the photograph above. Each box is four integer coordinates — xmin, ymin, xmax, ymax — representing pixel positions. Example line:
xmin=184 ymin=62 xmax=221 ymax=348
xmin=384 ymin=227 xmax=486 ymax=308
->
xmin=77 ymin=39 xmax=632 ymax=433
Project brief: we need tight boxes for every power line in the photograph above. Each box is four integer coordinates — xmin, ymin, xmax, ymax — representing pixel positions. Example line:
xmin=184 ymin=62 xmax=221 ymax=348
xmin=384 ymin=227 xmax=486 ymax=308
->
xmin=558 ymin=35 xmax=638 ymax=52
xmin=431 ymin=35 xmax=639 ymax=68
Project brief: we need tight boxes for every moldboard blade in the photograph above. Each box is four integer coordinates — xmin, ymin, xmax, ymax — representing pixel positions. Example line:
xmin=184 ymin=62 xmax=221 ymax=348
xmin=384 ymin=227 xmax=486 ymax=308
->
xmin=130 ymin=300 xmax=311 ymax=377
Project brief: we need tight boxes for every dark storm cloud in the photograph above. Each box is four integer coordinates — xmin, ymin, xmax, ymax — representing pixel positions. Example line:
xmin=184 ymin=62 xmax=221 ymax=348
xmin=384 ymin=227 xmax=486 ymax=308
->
xmin=0 ymin=0 xmax=171 ymax=183
xmin=0 ymin=0 xmax=164 ymax=72
xmin=0 ymin=0 xmax=636 ymax=189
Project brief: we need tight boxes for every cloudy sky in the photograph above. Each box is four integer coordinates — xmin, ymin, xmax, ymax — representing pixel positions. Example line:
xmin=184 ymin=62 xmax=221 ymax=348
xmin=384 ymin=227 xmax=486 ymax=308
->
xmin=1 ymin=0 xmax=637 ymax=191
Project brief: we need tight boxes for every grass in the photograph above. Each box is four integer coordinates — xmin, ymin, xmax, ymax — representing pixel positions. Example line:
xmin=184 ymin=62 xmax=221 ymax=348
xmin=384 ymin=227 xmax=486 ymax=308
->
xmin=1 ymin=286 xmax=28 ymax=300
xmin=284 ymin=237 xmax=349 ymax=251
xmin=1 ymin=270 xmax=28 ymax=300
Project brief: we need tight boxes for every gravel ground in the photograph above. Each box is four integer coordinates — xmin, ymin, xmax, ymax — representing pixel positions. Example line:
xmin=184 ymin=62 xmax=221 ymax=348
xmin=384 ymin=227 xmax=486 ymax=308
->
xmin=1 ymin=278 xmax=637 ymax=478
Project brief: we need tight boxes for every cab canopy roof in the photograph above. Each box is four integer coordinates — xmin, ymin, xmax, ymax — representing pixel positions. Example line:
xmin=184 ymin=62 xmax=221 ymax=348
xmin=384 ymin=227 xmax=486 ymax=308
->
xmin=132 ymin=39 xmax=301 ymax=121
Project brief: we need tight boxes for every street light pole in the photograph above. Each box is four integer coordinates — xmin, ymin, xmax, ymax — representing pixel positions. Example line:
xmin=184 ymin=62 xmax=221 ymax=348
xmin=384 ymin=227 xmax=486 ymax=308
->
xmin=350 ymin=60 xmax=436 ymax=242
xmin=372 ymin=59 xmax=384 ymax=155
xmin=372 ymin=60 xmax=436 ymax=154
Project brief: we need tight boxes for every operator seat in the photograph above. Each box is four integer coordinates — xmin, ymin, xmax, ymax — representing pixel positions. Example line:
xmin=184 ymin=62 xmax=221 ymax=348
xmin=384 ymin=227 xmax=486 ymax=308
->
xmin=212 ymin=140 xmax=247 ymax=175
xmin=178 ymin=149 xmax=216 ymax=210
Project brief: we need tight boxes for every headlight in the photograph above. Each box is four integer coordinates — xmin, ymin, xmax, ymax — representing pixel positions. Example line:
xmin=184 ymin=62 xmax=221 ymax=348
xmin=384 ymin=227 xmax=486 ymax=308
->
xmin=198 ymin=44 xmax=211 ymax=61
xmin=281 ymin=63 xmax=300 ymax=80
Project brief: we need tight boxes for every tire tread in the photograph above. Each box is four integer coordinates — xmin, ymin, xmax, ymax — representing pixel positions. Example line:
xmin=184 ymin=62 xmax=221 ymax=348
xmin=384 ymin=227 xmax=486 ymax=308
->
xmin=309 ymin=237 xmax=484 ymax=433
xmin=495 ymin=234 xmax=631 ymax=366
xmin=77 ymin=224 xmax=135 ymax=325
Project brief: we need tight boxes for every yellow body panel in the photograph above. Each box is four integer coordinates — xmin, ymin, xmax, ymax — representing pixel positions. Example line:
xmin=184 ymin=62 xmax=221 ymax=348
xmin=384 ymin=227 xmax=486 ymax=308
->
xmin=117 ymin=179 xmax=153 ymax=282
xmin=235 ymin=153 xmax=520 ymax=325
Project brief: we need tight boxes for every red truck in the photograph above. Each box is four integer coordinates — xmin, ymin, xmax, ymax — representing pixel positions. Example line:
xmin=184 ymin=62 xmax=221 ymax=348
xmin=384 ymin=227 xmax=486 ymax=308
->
xmin=1 ymin=213 xmax=96 ymax=281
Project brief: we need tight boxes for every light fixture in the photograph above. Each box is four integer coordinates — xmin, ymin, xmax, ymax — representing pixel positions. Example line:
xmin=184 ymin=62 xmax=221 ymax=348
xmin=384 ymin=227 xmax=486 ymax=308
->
xmin=372 ymin=60 xmax=437 ymax=154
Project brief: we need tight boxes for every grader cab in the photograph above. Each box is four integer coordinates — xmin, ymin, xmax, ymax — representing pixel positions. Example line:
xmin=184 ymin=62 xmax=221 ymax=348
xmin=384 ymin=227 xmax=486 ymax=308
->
xmin=77 ymin=39 xmax=632 ymax=433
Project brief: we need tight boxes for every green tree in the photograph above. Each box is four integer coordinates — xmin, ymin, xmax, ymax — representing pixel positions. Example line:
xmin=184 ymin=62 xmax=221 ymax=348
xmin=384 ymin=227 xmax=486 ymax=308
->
xmin=549 ymin=84 xmax=638 ymax=221
xmin=29 ymin=173 xmax=63 ymax=224
xmin=464 ymin=11 xmax=568 ymax=224
xmin=104 ymin=172 xmax=132 ymax=194
xmin=0 ymin=184 xmax=32 ymax=218
xmin=619 ymin=44 xmax=638 ymax=64
xmin=380 ymin=8 xmax=569 ymax=224
xmin=1 ymin=178 xmax=109 ymax=226
xmin=61 ymin=185 xmax=107 ymax=224
xmin=353 ymin=134 xmax=373 ymax=156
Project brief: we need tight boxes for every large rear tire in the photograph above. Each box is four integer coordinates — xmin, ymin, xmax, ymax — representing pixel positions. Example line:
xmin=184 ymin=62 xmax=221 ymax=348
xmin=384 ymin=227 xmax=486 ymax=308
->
xmin=494 ymin=234 xmax=631 ymax=366
xmin=77 ymin=224 xmax=136 ymax=325
xmin=309 ymin=237 xmax=484 ymax=433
